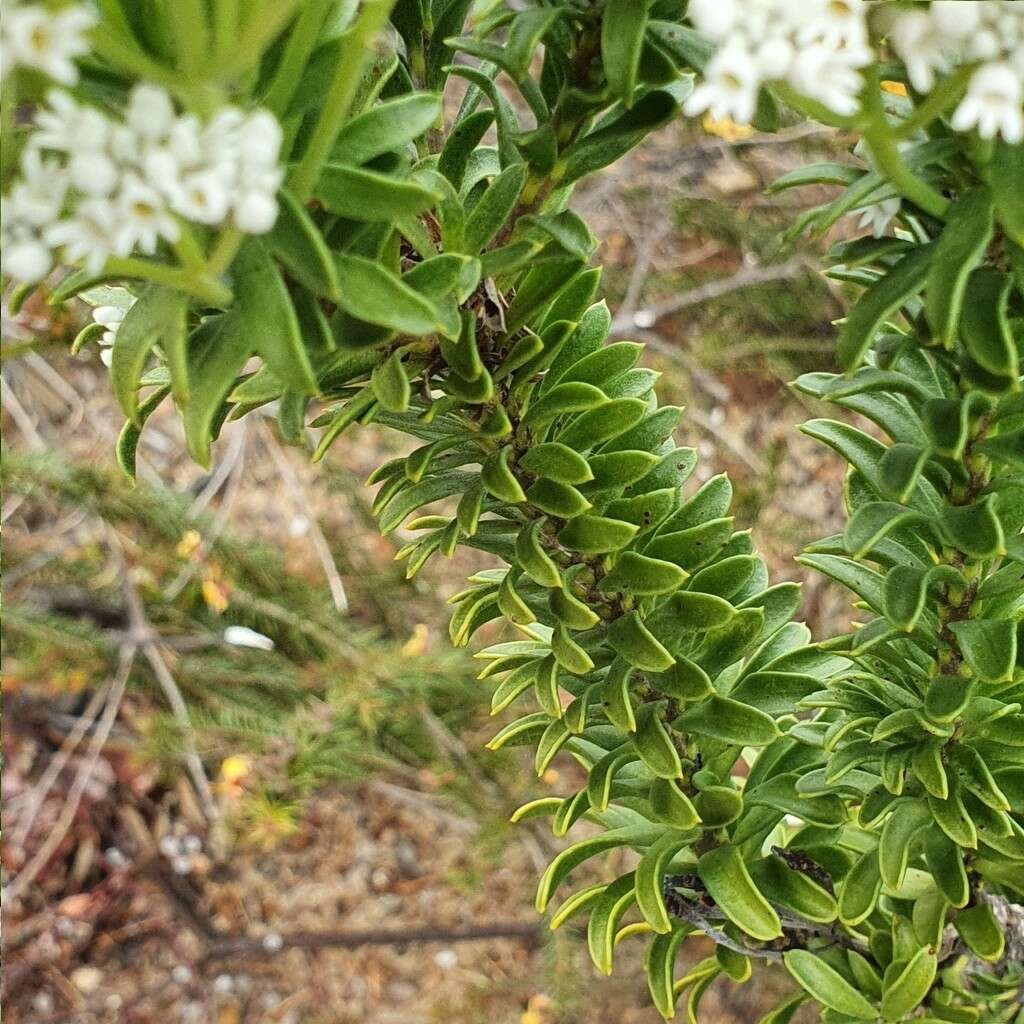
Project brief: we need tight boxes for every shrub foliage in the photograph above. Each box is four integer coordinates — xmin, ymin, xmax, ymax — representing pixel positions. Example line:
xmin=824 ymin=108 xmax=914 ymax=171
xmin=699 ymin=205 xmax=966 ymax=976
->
xmin=2 ymin=1 xmax=1023 ymax=1020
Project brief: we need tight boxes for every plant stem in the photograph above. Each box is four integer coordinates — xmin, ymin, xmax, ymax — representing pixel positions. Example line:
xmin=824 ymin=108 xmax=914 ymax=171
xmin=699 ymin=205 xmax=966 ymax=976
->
xmin=288 ymin=0 xmax=398 ymax=202
xmin=207 ymin=228 xmax=245 ymax=277
xmin=863 ymin=78 xmax=949 ymax=219
xmin=104 ymin=256 xmax=233 ymax=307
xmin=894 ymin=65 xmax=974 ymax=140
xmin=90 ymin=26 xmax=203 ymax=109
xmin=263 ymin=0 xmax=335 ymax=120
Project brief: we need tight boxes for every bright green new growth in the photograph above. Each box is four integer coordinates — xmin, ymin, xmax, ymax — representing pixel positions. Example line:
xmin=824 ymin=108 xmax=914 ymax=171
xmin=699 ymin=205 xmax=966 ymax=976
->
xmin=5 ymin=1 xmax=1023 ymax=1021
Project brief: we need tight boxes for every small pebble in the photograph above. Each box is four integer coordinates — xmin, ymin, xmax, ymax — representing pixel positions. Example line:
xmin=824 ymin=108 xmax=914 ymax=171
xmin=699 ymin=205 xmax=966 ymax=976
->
xmin=434 ymin=949 xmax=458 ymax=970
xmin=171 ymin=965 xmax=192 ymax=985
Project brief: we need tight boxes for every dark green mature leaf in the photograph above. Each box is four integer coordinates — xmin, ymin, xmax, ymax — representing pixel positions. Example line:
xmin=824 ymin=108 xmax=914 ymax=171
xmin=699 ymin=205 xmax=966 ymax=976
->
xmin=698 ymin=845 xmax=781 ymax=941
xmin=991 ymin=141 xmax=1024 ymax=245
xmin=675 ymin=695 xmax=779 ymax=746
xmin=316 ymin=165 xmax=440 ymax=221
xmin=268 ymin=189 xmax=341 ymax=300
xmin=463 ymin=161 xmax=528 ymax=253
xmin=332 ymin=93 xmax=442 ymax=165
xmin=232 ymin=238 xmax=318 ymax=393
xmin=925 ymin=187 xmax=994 ymax=348
xmin=960 ymin=267 xmax=1019 ymax=377
xmin=783 ymin=951 xmax=876 ymax=1020
xmin=183 ymin=313 xmax=252 ymax=468
xmin=334 ymin=254 xmax=445 ymax=335
xmin=110 ymin=285 xmax=188 ymax=421
xmin=949 ymin=618 xmax=1017 ymax=682
xmin=601 ymin=0 xmax=651 ymax=104
xmin=837 ymin=245 xmax=934 ymax=370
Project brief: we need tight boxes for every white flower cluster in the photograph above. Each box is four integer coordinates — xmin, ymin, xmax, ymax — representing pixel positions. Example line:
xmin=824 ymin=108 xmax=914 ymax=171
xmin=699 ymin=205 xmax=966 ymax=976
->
xmin=91 ymin=302 xmax=131 ymax=366
xmin=890 ymin=1 xmax=1024 ymax=143
xmin=1 ymin=85 xmax=284 ymax=284
xmin=684 ymin=0 xmax=873 ymax=124
xmin=0 ymin=1 xmax=94 ymax=84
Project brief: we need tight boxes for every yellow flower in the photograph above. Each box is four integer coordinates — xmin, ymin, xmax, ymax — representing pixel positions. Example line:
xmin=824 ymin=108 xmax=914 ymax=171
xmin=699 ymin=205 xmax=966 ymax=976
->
xmin=882 ymin=80 xmax=908 ymax=97
xmin=175 ymin=529 xmax=202 ymax=558
xmin=219 ymin=755 xmax=250 ymax=785
xmin=702 ymin=113 xmax=754 ymax=141
xmin=401 ymin=623 xmax=430 ymax=657
xmin=202 ymin=578 xmax=229 ymax=614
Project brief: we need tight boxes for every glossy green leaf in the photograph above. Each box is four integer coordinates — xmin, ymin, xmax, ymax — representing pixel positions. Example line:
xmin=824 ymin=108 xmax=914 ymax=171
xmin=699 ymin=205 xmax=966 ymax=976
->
xmin=697 ymin=845 xmax=781 ymax=941
xmin=674 ymin=695 xmax=779 ymax=747
xmin=783 ymin=950 xmax=877 ymax=1020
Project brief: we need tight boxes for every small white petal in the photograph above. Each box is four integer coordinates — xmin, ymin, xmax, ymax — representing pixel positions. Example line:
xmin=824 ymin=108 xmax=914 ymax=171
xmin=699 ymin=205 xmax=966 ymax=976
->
xmin=233 ymin=191 xmax=278 ymax=234
xmin=2 ymin=237 xmax=53 ymax=282
xmin=224 ymin=625 xmax=275 ymax=651
xmin=127 ymin=84 xmax=176 ymax=142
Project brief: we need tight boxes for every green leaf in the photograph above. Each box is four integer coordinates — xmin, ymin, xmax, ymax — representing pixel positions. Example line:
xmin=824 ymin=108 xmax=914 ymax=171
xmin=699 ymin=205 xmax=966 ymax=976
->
xmin=463 ymin=161 xmax=528 ymax=253
xmin=948 ymin=618 xmax=1017 ymax=683
xmin=438 ymin=109 xmax=495 ymax=189
xmin=650 ymin=777 xmax=701 ymax=830
xmin=370 ymin=350 xmax=411 ymax=412
xmin=991 ymin=141 xmax=1024 ymax=245
xmin=607 ymin=611 xmax=675 ymax=671
xmin=636 ymin=830 xmax=692 ymax=934
xmin=522 ymin=381 xmax=608 ymax=429
xmin=481 ymin=446 xmax=527 ymax=504
xmin=182 ymin=313 xmax=252 ymax=468
xmin=549 ymin=583 xmax=601 ymax=631
xmin=316 ymin=164 xmax=440 ymax=221
xmin=560 ymin=89 xmax=679 ymax=185
xmin=527 ymin=478 xmax=591 ymax=518
xmin=928 ymin=786 xmax=977 ymax=849
xmin=334 ymin=254 xmax=446 ymax=335
xmin=924 ymin=827 xmax=969 ymax=907
xmin=601 ymin=0 xmax=651 ymax=104
xmin=599 ymin=551 xmax=688 ymax=597
xmin=588 ymin=873 xmax=637 ymax=975
xmin=960 ymin=267 xmax=1019 ymax=377
xmin=634 ymin=702 xmax=683 ymax=780
xmin=838 ymin=244 xmax=934 ymax=370
xmin=654 ymin=657 xmax=713 ymax=702
xmin=939 ymin=496 xmax=1005 ymax=559
xmin=332 ymin=93 xmax=441 ymax=165
xmin=535 ymin=826 xmax=661 ymax=913
xmin=925 ymin=187 xmax=994 ymax=348
xmin=645 ymin=925 xmax=689 ymax=1020
xmin=558 ymin=514 xmax=638 ymax=555
xmin=838 ymin=847 xmax=882 ymax=926
xmin=880 ymin=800 xmax=931 ymax=889
xmin=782 ymin=950 xmax=877 ymax=1020
xmin=516 ymin=518 xmax=563 ymax=588
xmin=694 ymin=786 xmax=743 ymax=827
xmin=674 ymin=695 xmax=779 ymax=747
xmin=519 ymin=442 xmax=594 ymax=485
xmin=698 ymin=845 xmax=782 ymax=942
xmin=879 ymin=443 xmax=930 ymax=503
xmin=110 ymin=285 xmax=188 ymax=421
xmin=845 ymin=501 xmax=928 ymax=558
xmin=880 ymin=948 xmax=936 ymax=1023
xmin=952 ymin=902 xmax=1005 ymax=962
xmin=267 ymin=188 xmax=341 ymax=300
xmin=116 ymin=384 xmax=170 ymax=479
xmin=558 ymin=341 xmax=643 ymax=388
xmin=749 ymin=857 xmax=837 ymax=924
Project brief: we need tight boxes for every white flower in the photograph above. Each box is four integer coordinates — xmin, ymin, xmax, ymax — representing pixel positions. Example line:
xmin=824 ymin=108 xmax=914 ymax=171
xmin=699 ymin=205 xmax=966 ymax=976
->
xmin=68 ymin=150 xmax=119 ymax=197
xmin=755 ymin=37 xmax=795 ymax=81
xmin=857 ymin=196 xmax=901 ymax=237
xmin=683 ymin=41 xmax=762 ymax=125
xmin=798 ymin=0 xmax=867 ymax=50
xmin=2 ymin=235 xmax=53 ymax=282
xmin=233 ymin=191 xmax=279 ymax=234
xmin=45 ymin=197 xmax=117 ymax=273
xmin=114 ymin=175 xmax=179 ymax=254
xmin=173 ymin=169 xmax=230 ymax=224
xmin=237 ymin=111 xmax=283 ymax=166
xmin=169 ymin=115 xmax=203 ymax=166
xmin=9 ymin=148 xmax=67 ymax=225
xmin=126 ymin=84 xmax=176 ymax=142
xmin=787 ymin=45 xmax=864 ymax=116
xmin=951 ymin=62 xmax=1024 ymax=142
xmin=930 ymin=2 xmax=982 ymax=40
xmin=686 ymin=0 xmax=741 ymax=43
xmin=3 ymin=4 xmax=95 ymax=85
xmin=92 ymin=304 xmax=126 ymax=347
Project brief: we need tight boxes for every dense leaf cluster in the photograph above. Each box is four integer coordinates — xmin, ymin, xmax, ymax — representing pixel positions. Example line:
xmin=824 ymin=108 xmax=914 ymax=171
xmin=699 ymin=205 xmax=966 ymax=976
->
xmin=4 ymin=1 xmax=1023 ymax=1021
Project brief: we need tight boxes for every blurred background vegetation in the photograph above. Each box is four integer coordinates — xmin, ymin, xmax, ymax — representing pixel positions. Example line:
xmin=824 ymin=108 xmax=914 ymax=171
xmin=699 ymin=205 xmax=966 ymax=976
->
xmin=2 ymin=113 xmax=859 ymax=1023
